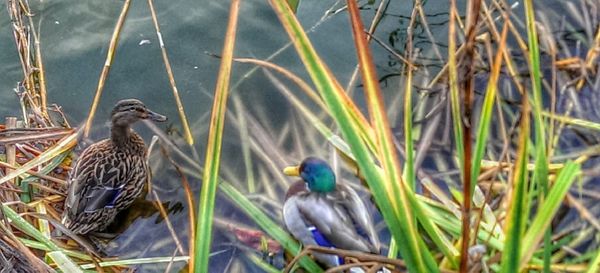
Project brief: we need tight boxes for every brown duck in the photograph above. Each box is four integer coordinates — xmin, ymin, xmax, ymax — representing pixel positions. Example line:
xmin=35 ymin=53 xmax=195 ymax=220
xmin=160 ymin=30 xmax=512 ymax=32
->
xmin=62 ymin=99 xmax=166 ymax=234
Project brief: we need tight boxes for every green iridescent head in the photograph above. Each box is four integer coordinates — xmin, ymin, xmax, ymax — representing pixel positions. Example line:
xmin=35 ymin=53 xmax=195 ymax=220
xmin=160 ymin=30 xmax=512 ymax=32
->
xmin=284 ymin=157 xmax=336 ymax=193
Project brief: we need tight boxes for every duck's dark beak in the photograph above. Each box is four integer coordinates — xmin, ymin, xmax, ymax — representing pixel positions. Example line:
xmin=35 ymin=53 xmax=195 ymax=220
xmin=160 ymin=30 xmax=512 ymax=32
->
xmin=283 ymin=165 xmax=300 ymax=176
xmin=147 ymin=110 xmax=167 ymax=122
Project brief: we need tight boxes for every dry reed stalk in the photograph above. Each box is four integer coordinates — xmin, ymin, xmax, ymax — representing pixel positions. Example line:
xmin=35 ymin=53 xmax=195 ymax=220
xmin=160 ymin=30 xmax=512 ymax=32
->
xmin=345 ymin=0 xmax=390 ymax=93
xmin=151 ymin=190 xmax=185 ymax=254
xmin=576 ymin=27 xmax=600 ymax=90
xmin=232 ymin=57 xmax=324 ymax=109
xmin=146 ymin=0 xmax=195 ymax=145
xmin=83 ymin=0 xmax=132 ymax=137
xmin=0 ymin=223 xmax=54 ymax=273
xmin=0 ymin=161 xmax=66 ymax=185
xmin=5 ymin=118 xmax=17 ymax=186
xmin=3 ymin=2 xmax=85 ymax=265
xmin=458 ymin=0 xmax=482 ymax=271
xmin=7 ymin=0 xmax=51 ymax=126
xmin=0 ymin=128 xmax=75 ymax=144
xmin=282 ymin=245 xmax=457 ymax=273
xmin=158 ymin=140 xmax=196 ymax=273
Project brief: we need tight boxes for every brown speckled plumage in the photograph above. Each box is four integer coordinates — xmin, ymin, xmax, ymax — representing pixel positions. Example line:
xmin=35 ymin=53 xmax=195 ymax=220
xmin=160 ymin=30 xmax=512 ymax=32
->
xmin=62 ymin=99 xmax=166 ymax=234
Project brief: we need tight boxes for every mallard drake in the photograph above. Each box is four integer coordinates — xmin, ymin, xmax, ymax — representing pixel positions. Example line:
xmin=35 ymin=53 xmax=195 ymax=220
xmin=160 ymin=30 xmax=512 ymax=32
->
xmin=282 ymin=157 xmax=380 ymax=268
xmin=62 ymin=99 xmax=167 ymax=234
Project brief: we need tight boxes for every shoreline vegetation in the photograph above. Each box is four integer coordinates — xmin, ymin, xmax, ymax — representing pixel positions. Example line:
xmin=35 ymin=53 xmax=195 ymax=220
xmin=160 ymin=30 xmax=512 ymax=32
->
xmin=1 ymin=0 xmax=599 ymax=272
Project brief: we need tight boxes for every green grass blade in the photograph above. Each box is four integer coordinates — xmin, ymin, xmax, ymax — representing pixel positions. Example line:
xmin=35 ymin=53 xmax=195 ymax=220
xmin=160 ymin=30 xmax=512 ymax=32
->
xmin=387 ymin=238 xmax=398 ymax=259
xmin=402 ymin=8 xmax=415 ymax=193
xmin=193 ymin=0 xmax=240 ymax=272
xmin=266 ymin=1 xmax=378 ymax=154
xmin=524 ymin=0 xmax=550 ymax=268
xmin=47 ymin=251 xmax=84 ymax=273
xmin=447 ymin=4 xmax=467 ymax=267
xmin=586 ymin=248 xmax=600 ymax=273
xmin=247 ymin=252 xmax=282 ymax=273
xmin=1 ymin=205 xmax=59 ymax=251
xmin=286 ymin=0 xmax=299 ymax=13
xmin=21 ymin=150 xmax=70 ymax=184
xmin=541 ymin=111 xmax=600 ymax=131
xmin=1 ymin=205 xmax=81 ymax=271
xmin=405 ymin=190 xmax=460 ymax=265
xmin=347 ymin=1 xmax=446 ymax=270
xmin=471 ymin=23 xmax=508 ymax=192
xmin=238 ymin=57 xmax=378 ymax=156
xmin=20 ymin=150 xmax=71 ymax=203
xmin=422 ymin=197 xmax=505 ymax=252
xmin=448 ymin=0 xmax=464 ymax=180
xmin=500 ymin=98 xmax=530 ymax=273
xmin=219 ymin=182 xmax=323 ymax=272
xmin=520 ymin=161 xmax=580 ymax=268
xmin=19 ymin=238 xmax=91 ymax=261
xmin=80 ymin=256 xmax=189 ymax=269
xmin=278 ymin=81 xmax=355 ymax=158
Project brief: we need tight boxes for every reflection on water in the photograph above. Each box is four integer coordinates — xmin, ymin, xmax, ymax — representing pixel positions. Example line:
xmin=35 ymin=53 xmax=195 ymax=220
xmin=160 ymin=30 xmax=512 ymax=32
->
xmin=0 ymin=0 xmax=593 ymax=271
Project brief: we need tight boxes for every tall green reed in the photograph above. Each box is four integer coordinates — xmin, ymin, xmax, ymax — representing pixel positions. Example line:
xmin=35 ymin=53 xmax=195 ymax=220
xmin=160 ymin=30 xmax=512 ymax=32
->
xmin=193 ymin=0 xmax=240 ymax=272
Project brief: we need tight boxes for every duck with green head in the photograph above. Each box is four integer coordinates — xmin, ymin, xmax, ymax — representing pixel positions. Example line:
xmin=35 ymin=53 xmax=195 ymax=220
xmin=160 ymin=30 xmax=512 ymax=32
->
xmin=62 ymin=99 xmax=167 ymax=234
xmin=282 ymin=157 xmax=380 ymax=268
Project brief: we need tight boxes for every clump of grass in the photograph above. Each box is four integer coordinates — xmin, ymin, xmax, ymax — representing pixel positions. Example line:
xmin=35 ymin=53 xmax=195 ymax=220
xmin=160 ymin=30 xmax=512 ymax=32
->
xmin=2 ymin=1 xmax=82 ymax=272
xmin=199 ymin=0 xmax=599 ymax=272
xmin=1 ymin=0 xmax=194 ymax=272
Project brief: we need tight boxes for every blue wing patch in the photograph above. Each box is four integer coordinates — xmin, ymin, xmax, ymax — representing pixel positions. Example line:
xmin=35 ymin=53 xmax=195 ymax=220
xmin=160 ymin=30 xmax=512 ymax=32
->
xmin=105 ymin=186 xmax=123 ymax=208
xmin=83 ymin=184 xmax=125 ymax=212
xmin=308 ymin=226 xmax=344 ymax=265
xmin=309 ymin=226 xmax=334 ymax=247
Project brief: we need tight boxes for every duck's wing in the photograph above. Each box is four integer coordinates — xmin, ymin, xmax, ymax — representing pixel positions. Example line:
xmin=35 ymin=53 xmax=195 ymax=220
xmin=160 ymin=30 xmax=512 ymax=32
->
xmin=335 ymin=183 xmax=381 ymax=253
xmin=65 ymin=141 xmax=126 ymax=216
xmin=283 ymin=195 xmax=316 ymax=245
xmin=293 ymin=193 xmax=375 ymax=253
xmin=283 ymin=194 xmax=348 ymax=268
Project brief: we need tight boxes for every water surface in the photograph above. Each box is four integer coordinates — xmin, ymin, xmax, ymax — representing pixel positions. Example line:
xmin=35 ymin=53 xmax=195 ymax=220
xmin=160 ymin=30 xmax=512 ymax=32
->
xmin=0 ymin=0 xmax=593 ymax=272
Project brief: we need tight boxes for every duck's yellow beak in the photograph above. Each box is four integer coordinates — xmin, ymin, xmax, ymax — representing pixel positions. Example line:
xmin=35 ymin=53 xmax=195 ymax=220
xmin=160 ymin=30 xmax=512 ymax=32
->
xmin=283 ymin=166 xmax=300 ymax=176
